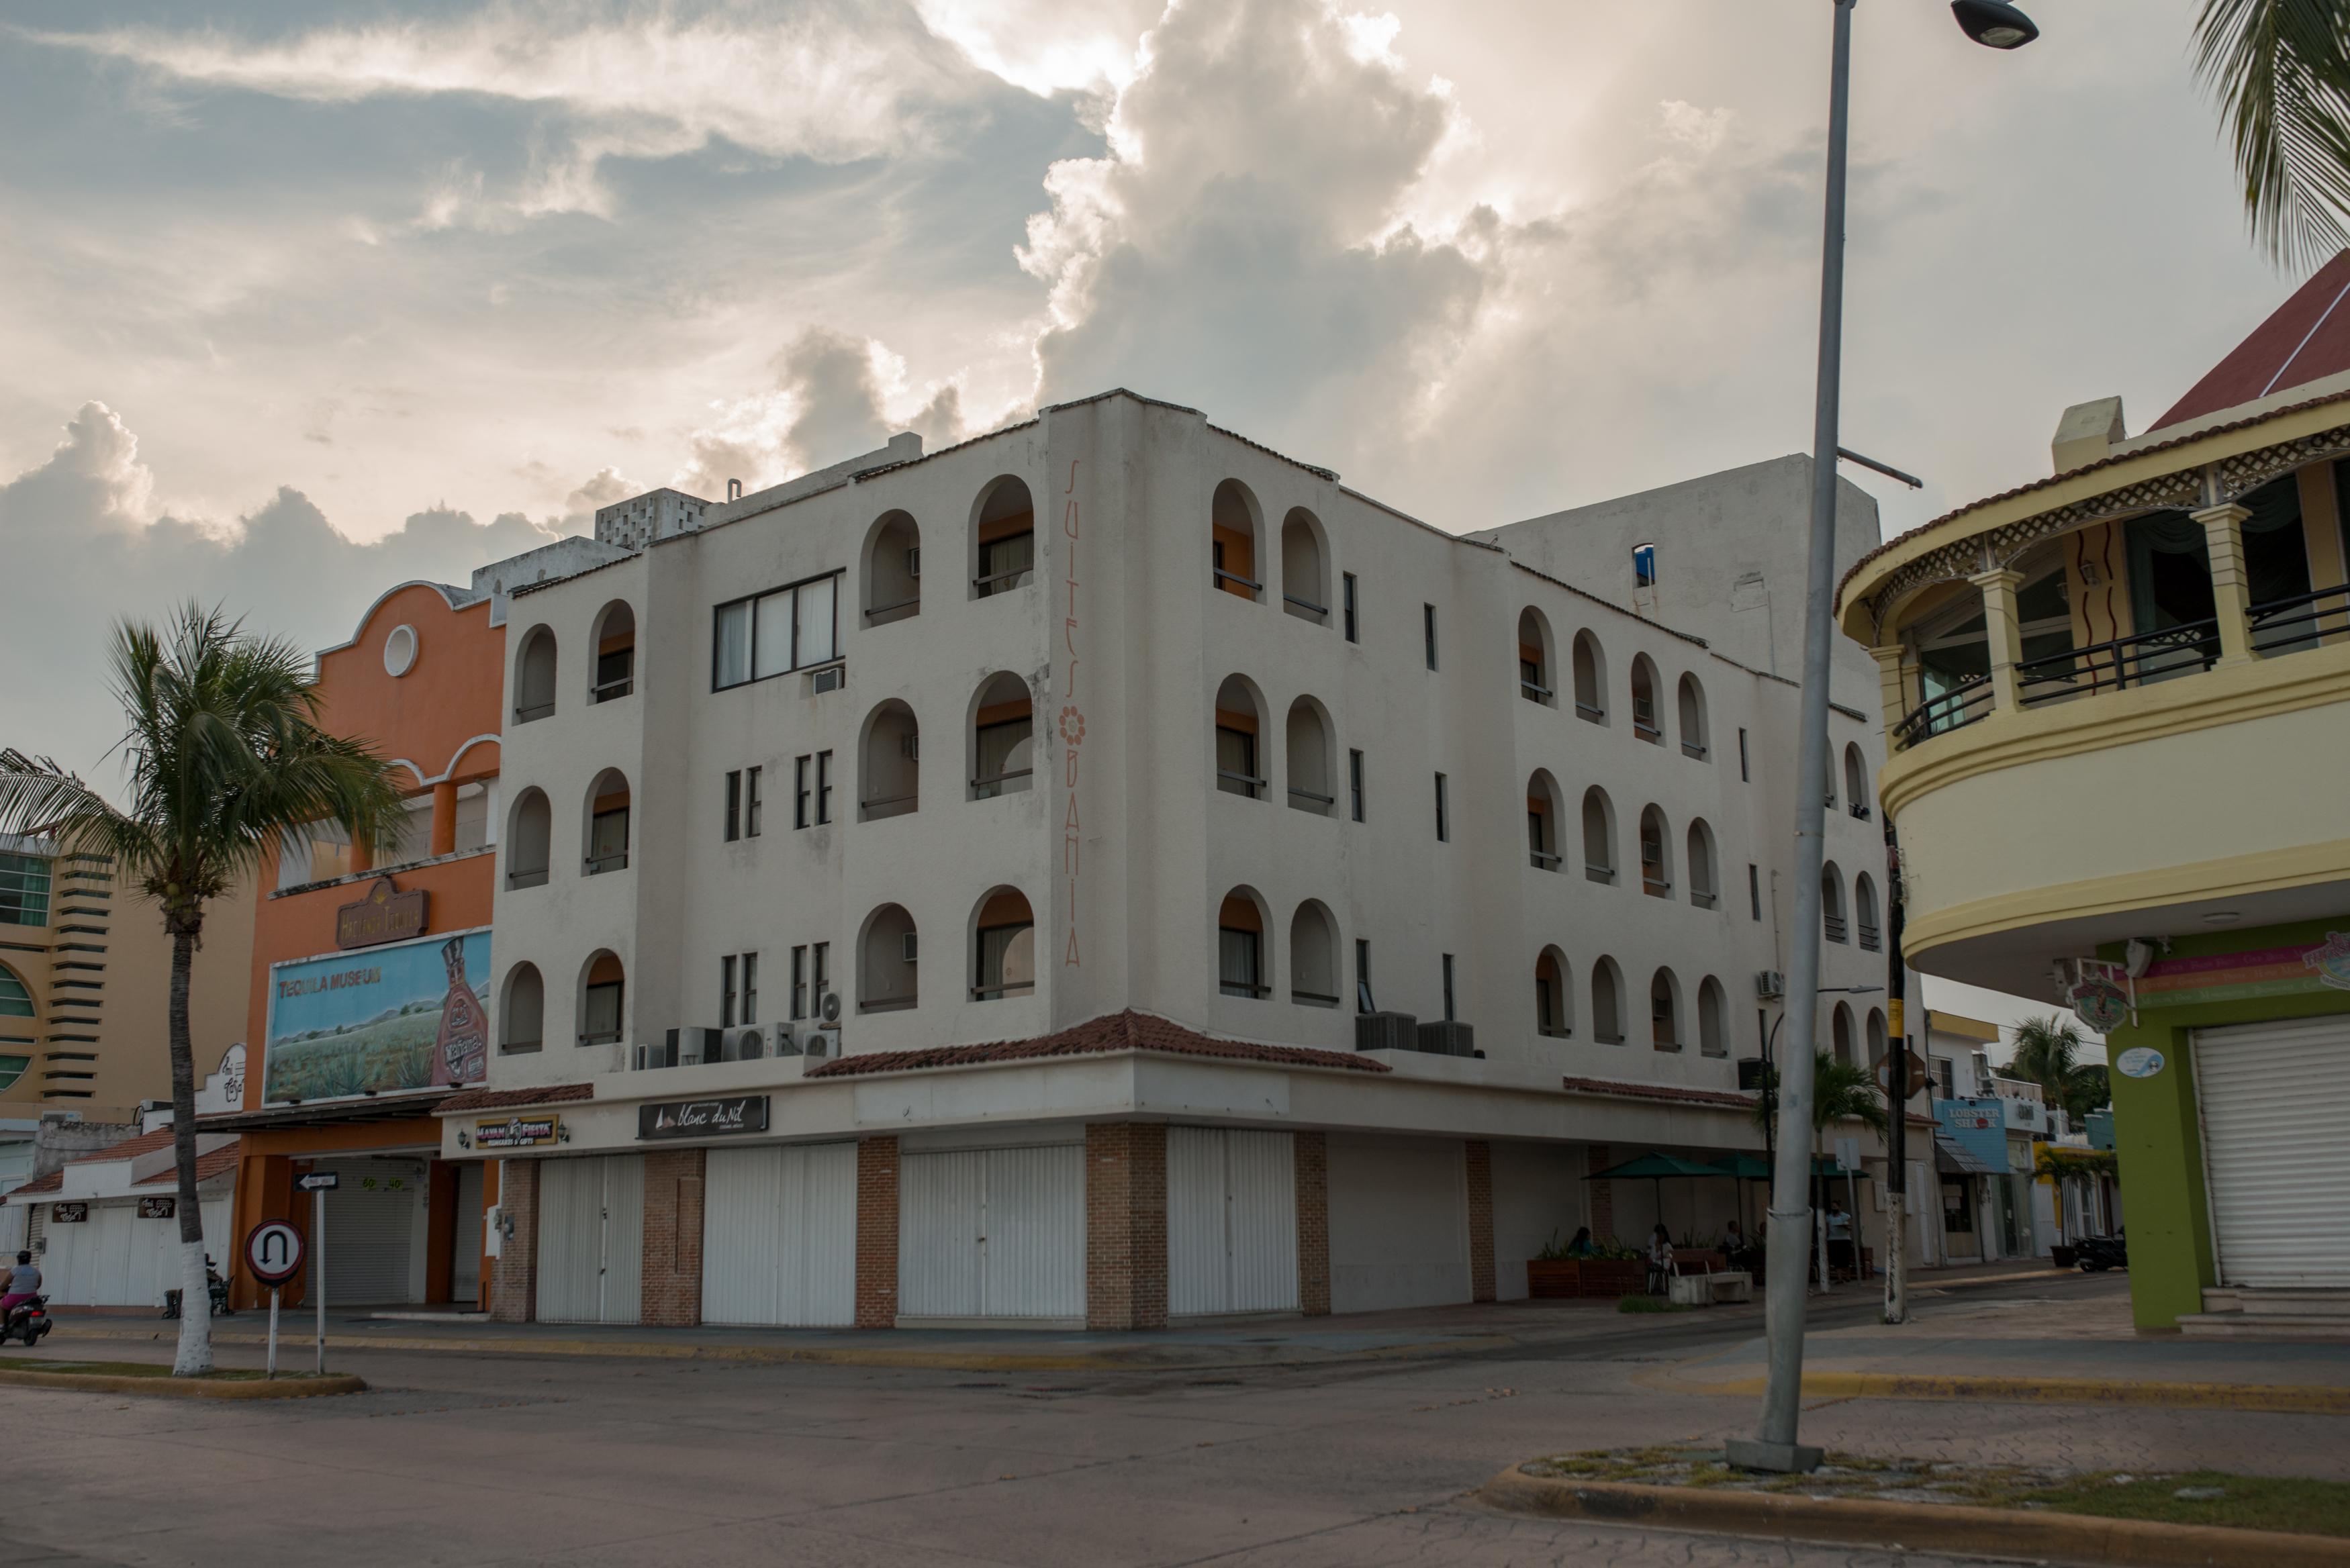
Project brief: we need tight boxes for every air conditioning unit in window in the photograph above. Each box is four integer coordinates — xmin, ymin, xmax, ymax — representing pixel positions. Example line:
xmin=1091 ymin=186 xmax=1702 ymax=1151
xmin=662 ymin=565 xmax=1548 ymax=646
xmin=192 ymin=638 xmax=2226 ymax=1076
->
xmin=1754 ymin=970 xmax=1787 ymax=1001
xmin=733 ymin=1027 xmax=766 ymax=1062
xmin=673 ymin=1026 xmax=723 ymax=1066
xmin=1355 ymin=1011 xmax=1418 ymax=1052
xmin=771 ymin=1024 xmax=803 ymax=1057
xmin=810 ymin=666 xmax=845 ymax=695
xmin=1417 ymin=1020 xmax=1476 ymax=1057
xmin=902 ymin=931 xmax=918 ymax=963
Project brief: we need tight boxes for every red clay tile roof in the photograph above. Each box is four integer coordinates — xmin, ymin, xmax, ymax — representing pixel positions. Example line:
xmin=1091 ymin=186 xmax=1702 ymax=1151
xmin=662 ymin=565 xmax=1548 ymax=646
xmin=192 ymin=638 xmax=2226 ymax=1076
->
xmin=136 ymin=1144 xmax=238 ymax=1186
xmin=2154 ymin=249 xmax=2350 ymax=432
xmin=434 ymin=1082 xmax=595 ymax=1114
xmin=7 ymin=1169 xmax=63 ymax=1197
xmin=806 ymin=1010 xmax=1390 ymax=1079
xmin=60 ymin=1126 xmax=179 ymax=1164
xmin=1560 ymin=1075 xmax=1756 ymax=1111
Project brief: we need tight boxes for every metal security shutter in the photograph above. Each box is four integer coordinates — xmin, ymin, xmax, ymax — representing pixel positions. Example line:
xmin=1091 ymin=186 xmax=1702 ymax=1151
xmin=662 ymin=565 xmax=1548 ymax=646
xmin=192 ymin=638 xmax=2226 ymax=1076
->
xmin=318 ymin=1159 xmax=424 ymax=1305
xmin=536 ymin=1156 xmax=644 ymax=1324
xmin=1325 ymin=1134 xmax=1471 ymax=1314
xmin=899 ymin=1144 xmax=1084 ymax=1321
xmin=2197 ymin=1018 xmax=2350 ymax=1287
xmin=702 ymin=1144 xmax=857 ymax=1326
xmin=1168 ymin=1128 xmax=1297 ymax=1316
xmin=452 ymin=1163 xmax=485 ymax=1307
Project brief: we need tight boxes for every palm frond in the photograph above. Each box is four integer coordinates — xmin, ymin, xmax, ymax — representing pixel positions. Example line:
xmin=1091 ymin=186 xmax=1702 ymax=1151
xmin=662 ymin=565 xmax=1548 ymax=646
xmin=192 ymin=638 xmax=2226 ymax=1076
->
xmin=2196 ymin=0 xmax=2350 ymax=267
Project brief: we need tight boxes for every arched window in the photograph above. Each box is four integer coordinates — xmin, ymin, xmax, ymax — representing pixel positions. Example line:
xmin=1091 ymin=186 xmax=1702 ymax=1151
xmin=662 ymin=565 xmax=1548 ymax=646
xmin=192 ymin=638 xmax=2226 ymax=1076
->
xmin=1844 ymin=744 xmax=1871 ymax=820
xmin=1215 ymin=675 xmax=1266 ymax=799
xmin=1572 ymin=631 xmax=1607 ymax=723
xmin=970 ymin=673 xmax=1033 ymax=799
xmin=1581 ymin=787 xmax=1616 ymax=884
xmin=971 ymin=477 xmax=1035 ymax=599
xmin=1867 ymin=1007 xmax=1888 ymax=1067
xmin=0 ymin=963 xmax=34 ymax=1019
xmin=861 ymin=699 xmax=920 ymax=820
xmin=506 ymin=788 xmax=552 ymax=889
xmin=865 ymin=508 xmax=922 ymax=626
xmin=1217 ymin=888 xmax=1269 ymax=999
xmin=1211 ymin=480 xmax=1264 ymax=602
xmin=1527 ymin=771 xmax=1564 ymax=871
xmin=1855 ymin=873 xmax=1881 ymax=952
xmin=1832 ymin=1001 xmax=1855 ymax=1067
xmin=1630 ymin=654 xmax=1664 ymax=744
xmin=1685 ymin=819 xmax=1718 ymax=909
xmin=1285 ymin=698 xmax=1334 ymax=815
xmin=579 ymin=951 xmax=625 ymax=1046
xmin=583 ymin=770 xmax=630 ymax=875
xmin=1280 ymin=508 xmax=1329 ymax=623
xmin=1536 ymin=946 xmax=1572 ymax=1038
xmin=590 ymin=602 xmax=635 ymax=703
xmin=1677 ymin=673 xmax=1708 ymax=758
xmin=1638 ymin=805 xmax=1672 ymax=897
xmin=1650 ymin=968 xmax=1681 ymax=1050
xmin=1821 ymin=862 xmax=1847 ymax=944
xmin=1517 ymin=607 xmax=1556 ymax=705
xmin=1591 ymin=957 xmax=1626 ymax=1045
xmin=858 ymin=904 xmax=918 ymax=1012
xmin=972 ymin=887 xmax=1035 ymax=999
xmin=1289 ymin=901 xmax=1340 ymax=1006
xmin=515 ymin=625 xmax=558 ymax=723
xmin=1697 ymin=976 xmax=1728 ymax=1058
xmin=502 ymin=964 xmax=545 ymax=1052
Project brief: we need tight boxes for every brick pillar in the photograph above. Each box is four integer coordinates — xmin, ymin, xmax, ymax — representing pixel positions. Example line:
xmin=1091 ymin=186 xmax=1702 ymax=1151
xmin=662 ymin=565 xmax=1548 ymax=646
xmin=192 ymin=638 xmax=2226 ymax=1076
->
xmin=640 ymin=1148 xmax=706 ymax=1328
xmin=1295 ymin=1131 xmax=1330 ymax=1316
xmin=491 ymin=1157 xmax=539 ymax=1324
xmin=855 ymin=1136 xmax=899 ymax=1329
xmin=1084 ymin=1122 xmax=1168 ymax=1330
xmin=1466 ymin=1139 xmax=1495 ymax=1304
xmin=1587 ymin=1144 xmax=1614 ymax=1244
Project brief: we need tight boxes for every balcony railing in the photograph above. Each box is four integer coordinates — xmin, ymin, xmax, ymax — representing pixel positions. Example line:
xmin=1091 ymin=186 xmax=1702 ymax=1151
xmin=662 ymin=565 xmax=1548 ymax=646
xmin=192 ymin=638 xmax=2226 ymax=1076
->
xmin=1891 ymin=675 xmax=1993 ymax=751
xmin=973 ymin=565 xmax=1033 ymax=597
xmin=1217 ymin=770 xmax=1267 ymax=799
xmin=864 ymin=595 xmax=920 ymax=626
xmin=1288 ymin=786 xmax=1335 ymax=814
xmin=584 ymin=851 xmax=628 ymax=875
xmin=1691 ymin=888 xmax=1718 ymax=910
xmin=1292 ymin=988 xmax=1341 ymax=1008
xmin=1521 ymin=679 xmax=1552 ymax=703
xmin=2249 ymin=583 xmax=2350 ymax=655
xmin=1283 ymin=593 xmax=1328 ymax=621
xmin=514 ymin=700 xmax=555 ymax=724
xmin=2016 ymin=620 xmax=2217 ymax=707
xmin=1213 ymin=569 xmax=1264 ymax=597
xmin=857 ymin=995 xmax=917 ymax=1014
xmin=970 ymin=980 xmax=1036 ymax=1000
xmin=1585 ymin=861 xmax=1615 ymax=885
xmin=1529 ymin=848 xmax=1562 ymax=871
xmin=861 ymin=792 xmax=918 ymax=821
xmin=1219 ymin=979 xmax=1271 ymax=999
xmin=971 ymin=769 xmax=1032 ymax=800
xmin=1682 ymin=740 xmax=1708 ymax=759
xmin=500 ymin=1036 xmax=543 ymax=1054
xmin=1575 ymin=699 xmax=1605 ymax=722
xmin=506 ymin=867 xmax=549 ymax=890
xmin=591 ymin=676 xmax=633 ymax=703
xmin=1642 ymin=875 xmax=1672 ymax=898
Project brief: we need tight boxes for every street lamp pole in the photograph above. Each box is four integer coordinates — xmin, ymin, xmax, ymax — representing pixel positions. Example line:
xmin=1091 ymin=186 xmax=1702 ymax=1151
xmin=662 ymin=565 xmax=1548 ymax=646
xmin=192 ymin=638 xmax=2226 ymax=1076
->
xmin=1727 ymin=0 xmax=2036 ymax=1478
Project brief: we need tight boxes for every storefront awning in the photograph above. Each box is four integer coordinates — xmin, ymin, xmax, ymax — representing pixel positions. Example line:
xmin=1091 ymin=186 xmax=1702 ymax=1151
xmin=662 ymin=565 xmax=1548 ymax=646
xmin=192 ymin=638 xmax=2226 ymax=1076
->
xmin=1934 ymin=1129 xmax=2004 ymax=1176
xmin=197 ymin=1089 xmax=453 ymax=1133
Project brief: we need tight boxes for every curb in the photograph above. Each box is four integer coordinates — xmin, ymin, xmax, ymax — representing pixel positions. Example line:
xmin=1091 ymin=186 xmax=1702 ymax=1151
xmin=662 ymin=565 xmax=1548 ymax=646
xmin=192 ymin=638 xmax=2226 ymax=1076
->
xmin=1477 ymin=1464 xmax=2350 ymax=1567
xmin=0 ymin=1367 xmax=366 ymax=1400
xmin=1656 ymin=1369 xmax=2350 ymax=1414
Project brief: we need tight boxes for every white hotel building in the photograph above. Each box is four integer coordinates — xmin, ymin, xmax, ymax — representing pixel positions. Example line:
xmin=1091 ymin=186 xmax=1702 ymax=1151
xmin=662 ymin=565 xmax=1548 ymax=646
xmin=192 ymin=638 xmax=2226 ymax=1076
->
xmin=443 ymin=390 xmax=1894 ymax=1329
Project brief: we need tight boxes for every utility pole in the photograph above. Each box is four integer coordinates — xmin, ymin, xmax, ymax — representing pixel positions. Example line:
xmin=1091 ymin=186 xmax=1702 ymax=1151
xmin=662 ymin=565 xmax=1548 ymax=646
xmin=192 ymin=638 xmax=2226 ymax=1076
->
xmin=1883 ymin=825 xmax=1909 ymax=1325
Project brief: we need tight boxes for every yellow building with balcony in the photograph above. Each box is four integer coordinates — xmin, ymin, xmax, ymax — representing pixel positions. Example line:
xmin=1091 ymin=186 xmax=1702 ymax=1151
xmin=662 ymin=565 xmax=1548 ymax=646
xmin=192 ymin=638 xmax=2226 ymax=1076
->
xmin=1839 ymin=254 xmax=2350 ymax=1335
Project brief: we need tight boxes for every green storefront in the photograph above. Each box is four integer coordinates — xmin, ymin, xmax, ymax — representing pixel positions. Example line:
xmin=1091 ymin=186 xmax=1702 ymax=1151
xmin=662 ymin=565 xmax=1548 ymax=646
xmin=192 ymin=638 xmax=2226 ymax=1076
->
xmin=2100 ymin=916 xmax=2350 ymax=1330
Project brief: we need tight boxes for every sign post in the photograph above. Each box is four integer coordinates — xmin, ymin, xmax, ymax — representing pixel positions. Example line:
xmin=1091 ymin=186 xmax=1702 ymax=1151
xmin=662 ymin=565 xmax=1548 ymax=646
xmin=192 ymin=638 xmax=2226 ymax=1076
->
xmin=242 ymin=1220 xmax=306 ymax=1381
xmin=294 ymin=1171 xmax=339 ymax=1375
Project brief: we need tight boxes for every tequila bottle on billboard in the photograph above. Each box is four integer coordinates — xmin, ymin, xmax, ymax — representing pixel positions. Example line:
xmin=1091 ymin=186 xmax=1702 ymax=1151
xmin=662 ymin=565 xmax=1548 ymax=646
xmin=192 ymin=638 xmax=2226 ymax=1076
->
xmin=435 ymin=936 xmax=489 ymax=1085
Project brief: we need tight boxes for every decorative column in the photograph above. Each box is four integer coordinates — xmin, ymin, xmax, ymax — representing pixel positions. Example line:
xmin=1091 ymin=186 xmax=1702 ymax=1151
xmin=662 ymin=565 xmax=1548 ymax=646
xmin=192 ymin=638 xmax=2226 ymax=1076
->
xmin=490 ymin=1158 xmax=539 ymax=1323
xmin=1969 ymin=568 xmax=2026 ymax=711
xmin=1084 ymin=1122 xmax=1167 ymax=1330
xmin=1295 ymin=1132 xmax=1330 ymax=1316
xmin=639 ymin=1147 xmax=705 ymax=1328
xmin=430 ymin=779 xmax=460 ymax=858
xmin=2193 ymin=502 xmax=2256 ymax=664
xmin=1869 ymin=644 xmax=1909 ymax=742
xmin=1466 ymin=1140 xmax=1495 ymax=1304
xmin=854 ymin=1136 xmax=899 ymax=1329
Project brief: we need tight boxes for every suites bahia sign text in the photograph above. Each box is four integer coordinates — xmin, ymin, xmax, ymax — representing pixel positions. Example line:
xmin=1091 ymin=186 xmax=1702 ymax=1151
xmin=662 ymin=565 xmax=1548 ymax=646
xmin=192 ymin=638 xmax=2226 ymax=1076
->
xmin=637 ymin=1096 xmax=770 ymax=1140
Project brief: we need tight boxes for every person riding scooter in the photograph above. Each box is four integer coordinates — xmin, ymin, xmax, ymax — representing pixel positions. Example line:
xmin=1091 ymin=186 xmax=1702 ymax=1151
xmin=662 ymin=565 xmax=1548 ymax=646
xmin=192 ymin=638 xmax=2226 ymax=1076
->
xmin=1 ymin=1249 xmax=39 ymax=1318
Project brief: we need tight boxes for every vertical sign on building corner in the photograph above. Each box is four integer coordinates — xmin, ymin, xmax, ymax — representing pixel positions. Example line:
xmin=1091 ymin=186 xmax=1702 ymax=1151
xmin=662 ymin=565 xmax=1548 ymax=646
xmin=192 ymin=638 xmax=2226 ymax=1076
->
xmin=1060 ymin=457 xmax=1084 ymax=973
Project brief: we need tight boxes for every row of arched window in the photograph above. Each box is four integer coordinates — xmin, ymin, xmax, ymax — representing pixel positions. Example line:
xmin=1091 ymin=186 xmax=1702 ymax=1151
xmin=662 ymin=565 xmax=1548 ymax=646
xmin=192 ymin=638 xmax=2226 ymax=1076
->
xmin=1519 ymin=611 xmax=1711 ymax=757
xmin=1534 ymin=952 xmax=1730 ymax=1055
xmin=1528 ymin=780 xmax=1721 ymax=905
xmin=1820 ymin=862 xmax=1883 ymax=951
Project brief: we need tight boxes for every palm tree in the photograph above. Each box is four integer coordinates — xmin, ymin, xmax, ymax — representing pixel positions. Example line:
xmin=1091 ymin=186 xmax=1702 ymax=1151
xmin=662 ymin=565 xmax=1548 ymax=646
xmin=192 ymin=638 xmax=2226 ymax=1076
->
xmin=1751 ymin=1052 xmax=1891 ymax=1275
xmin=2196 ymin=0 xmax=2350 ymax=267
xmin=2008 ymin=1013 xmax=2106 ymax=1121
xmin=0 ymin=606 xmax=404 ymax=1375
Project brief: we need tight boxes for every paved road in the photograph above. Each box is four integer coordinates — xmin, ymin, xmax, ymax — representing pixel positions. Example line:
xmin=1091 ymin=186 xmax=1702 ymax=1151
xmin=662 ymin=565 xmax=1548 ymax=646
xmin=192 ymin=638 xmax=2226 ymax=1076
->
xmin=4 ymin=1272 xmax=2341 ymax=1567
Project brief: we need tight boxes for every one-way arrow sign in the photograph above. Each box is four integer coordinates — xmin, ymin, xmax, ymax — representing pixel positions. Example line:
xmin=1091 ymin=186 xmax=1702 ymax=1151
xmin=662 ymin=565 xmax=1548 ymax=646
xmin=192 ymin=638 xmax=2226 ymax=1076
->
xmin=294 ymin=1171 xmax=340 ymax=1192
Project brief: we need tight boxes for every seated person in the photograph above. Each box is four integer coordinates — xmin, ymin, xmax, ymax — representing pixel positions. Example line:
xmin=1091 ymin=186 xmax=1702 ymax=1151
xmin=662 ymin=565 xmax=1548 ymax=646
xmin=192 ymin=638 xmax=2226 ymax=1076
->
xmin=1646 ymin=1224 xmax=1674 ymax=1295
xmin=1564 ymin=1226 xmax=1596 ymax=1257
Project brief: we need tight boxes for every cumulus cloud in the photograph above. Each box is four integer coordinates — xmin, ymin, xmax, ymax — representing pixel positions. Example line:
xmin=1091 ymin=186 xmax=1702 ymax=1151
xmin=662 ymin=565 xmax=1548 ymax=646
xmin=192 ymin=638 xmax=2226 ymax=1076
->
xmin=676 ymin=328 xmax=969 ymax=497
xmin=0 ymin=404 xmax=592 ymax=777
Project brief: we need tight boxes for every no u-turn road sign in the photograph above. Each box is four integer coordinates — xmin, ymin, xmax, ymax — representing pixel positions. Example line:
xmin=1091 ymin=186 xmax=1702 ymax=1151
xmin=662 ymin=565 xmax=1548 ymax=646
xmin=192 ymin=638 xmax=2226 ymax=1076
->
xmin=244 ymin=1220 xmax=306 ymax=1287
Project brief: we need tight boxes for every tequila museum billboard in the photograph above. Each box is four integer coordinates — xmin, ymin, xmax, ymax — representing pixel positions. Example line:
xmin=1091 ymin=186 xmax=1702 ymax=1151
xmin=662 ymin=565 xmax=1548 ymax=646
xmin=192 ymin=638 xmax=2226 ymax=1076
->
xmin=264 ymin=929 xmax=491 ymax=1103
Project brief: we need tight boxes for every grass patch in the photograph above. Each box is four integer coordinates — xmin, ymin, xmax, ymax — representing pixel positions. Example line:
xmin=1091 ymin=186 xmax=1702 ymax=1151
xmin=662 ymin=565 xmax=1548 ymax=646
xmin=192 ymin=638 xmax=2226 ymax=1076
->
xmin=1616 ymin=1295 xmax=1693 ymax=1314
xmin=0 ymin=1357 xmax=281 ymax=1381
xmin=2008 ymin=1470 xmax=2350 ymax=1538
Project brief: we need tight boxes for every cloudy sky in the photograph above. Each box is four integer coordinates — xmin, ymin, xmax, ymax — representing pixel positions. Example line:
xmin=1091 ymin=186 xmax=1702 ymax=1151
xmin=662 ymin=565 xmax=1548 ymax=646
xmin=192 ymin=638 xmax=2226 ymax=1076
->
xmin=0 ymin=0 xmax=2291 ymax=810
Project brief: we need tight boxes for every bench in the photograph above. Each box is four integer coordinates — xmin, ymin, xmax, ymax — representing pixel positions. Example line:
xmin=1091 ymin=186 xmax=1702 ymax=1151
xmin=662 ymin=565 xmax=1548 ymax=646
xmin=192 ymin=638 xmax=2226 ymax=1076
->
xmin=1666 ymin=1248 xmax=1754 ymax=1306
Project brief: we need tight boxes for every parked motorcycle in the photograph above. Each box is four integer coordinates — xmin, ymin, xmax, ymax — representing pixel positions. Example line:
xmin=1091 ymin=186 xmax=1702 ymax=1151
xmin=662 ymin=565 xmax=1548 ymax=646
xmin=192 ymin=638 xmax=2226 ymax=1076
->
xmin=2 ymin=1293 xmax=52 ymax=1347
xmin=2076 ymin=1230 xmax=2128 ymax=1272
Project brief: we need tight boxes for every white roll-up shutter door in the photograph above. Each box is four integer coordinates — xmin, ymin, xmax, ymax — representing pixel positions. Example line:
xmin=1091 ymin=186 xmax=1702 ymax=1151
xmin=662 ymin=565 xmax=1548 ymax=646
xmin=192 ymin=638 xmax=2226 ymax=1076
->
xmin=702 ymin=1144 xmax=856 ymax=1327
xmin=900 ymin=1144 xmax=1083 ymax=1322
xmin=1168 ymin=1128 xmax=1298 ymax=1317
xmin=536 ymin=1156 xmax=644 ymax=1324
xmin=317 ymin=1159 xmax=424 ymax=1305
xmin=2196 ymin=1018 xmax=2350 ymax=1287
xmin=452 ymin=1163 xmax=485 ymax=1306
xmin=1326 ymin=1134 xmax=1470 ymax=1314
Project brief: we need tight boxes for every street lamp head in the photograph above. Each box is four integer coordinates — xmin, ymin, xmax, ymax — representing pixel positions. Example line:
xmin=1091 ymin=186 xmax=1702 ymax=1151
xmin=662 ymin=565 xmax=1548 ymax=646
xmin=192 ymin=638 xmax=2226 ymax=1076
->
xmin=1950 ymin=0 xmax=2038 ymax=48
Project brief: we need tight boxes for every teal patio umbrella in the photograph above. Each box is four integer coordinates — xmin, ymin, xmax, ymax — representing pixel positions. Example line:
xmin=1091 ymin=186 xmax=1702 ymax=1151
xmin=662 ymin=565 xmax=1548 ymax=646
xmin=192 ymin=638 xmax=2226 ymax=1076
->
xmin=1584 ymin=1152 xmax=1734 ymax=1244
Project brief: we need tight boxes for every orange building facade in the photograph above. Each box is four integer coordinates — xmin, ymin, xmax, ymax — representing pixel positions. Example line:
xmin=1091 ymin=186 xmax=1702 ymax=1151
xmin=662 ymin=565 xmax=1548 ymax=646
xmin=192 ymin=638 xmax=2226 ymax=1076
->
xmin=207 ymin=581 xmax=505 ymax=1310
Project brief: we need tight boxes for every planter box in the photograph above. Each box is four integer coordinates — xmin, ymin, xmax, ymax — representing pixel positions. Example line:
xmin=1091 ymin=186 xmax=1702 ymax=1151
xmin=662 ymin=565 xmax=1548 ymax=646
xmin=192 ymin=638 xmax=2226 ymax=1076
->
xmin=1578 ymin=1259 xmax=1645 ymax=1298
xmin=1526 ymin=1259 xmax=1583 ymax=1299
xmin=2050 ymin=1244 xmax=2078 ymax=1269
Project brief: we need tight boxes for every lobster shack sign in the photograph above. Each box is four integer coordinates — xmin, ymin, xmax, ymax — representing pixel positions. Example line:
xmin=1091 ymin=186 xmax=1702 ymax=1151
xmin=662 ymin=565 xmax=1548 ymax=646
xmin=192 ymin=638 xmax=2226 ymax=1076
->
xmin=337 ymin=877 xmax=430 ymax=950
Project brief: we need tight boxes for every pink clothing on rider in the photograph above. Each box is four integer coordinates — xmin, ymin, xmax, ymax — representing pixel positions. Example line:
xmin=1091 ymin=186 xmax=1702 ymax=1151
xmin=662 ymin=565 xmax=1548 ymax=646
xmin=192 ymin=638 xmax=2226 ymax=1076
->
xmin=0 ymin=1292 xmax=37 ymax=1315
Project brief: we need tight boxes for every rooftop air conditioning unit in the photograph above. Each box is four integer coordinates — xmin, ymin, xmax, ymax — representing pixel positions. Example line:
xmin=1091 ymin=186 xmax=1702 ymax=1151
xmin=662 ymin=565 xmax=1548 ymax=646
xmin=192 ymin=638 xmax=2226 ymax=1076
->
xmin=1355 ymin=1011 xmax=1417 ymax=1052
xmin=675 ymin=1026 xmax=723 ymax=1066
xmin=771 ymin=1024 xmax=803 ymax=1057
xmin=811 ymin=666 xmax=845 ymax=695
xmin=805 ymin=1026 xmax=833 ymax=1059
xmin=1417 ymin=1020 xmax=1476 ymax=1057
xmin=733 ymin=1027 xmax=765 ymax=1062
xmin=1755 ymin=970 xmax=1787 ymax=1001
